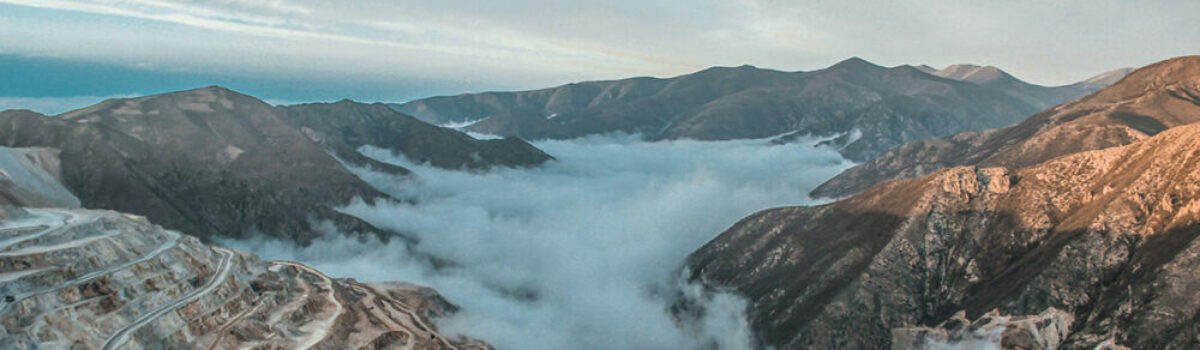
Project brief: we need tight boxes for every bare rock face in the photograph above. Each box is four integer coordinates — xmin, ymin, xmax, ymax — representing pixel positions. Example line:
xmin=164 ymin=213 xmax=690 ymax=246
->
xmin=0 ymin=208 xmax=489 ymax=350
xmin=892 ymin=308 xmax=1074 ymax=350
xmin=814 ymin=55 xmax=1200 ymax=198
xmin=687 ymin=122 xmax=1200 ymax=349
xmin=394 ymin=58 xmax=1121 ymax=162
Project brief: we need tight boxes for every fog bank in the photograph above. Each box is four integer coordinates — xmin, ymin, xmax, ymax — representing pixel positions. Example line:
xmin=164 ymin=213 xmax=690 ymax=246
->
xmin=228 ymin=133 xmax=852 ymax=349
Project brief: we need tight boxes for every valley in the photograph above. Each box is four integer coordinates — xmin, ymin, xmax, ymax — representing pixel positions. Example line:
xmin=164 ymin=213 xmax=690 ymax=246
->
xmin=229 ymin=134 xmax=853 ymax=350
xmin=0 ymin=7 xmax=1196 ymax=347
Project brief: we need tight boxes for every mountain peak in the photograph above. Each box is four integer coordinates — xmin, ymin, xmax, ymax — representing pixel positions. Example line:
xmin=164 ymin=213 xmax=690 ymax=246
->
xmin=1090 ymin=55 xmax=1200 ymax=100
xmin=694 ymin=64 xmax=769 ymax=75
xmin=829 ymin=56 xmax=884 ymax=70
xmin=162 ymin=85 xmax=242 ymax=97
xmin=58 ymin=85 xmax=271 ymax=120
xmin=177 ymin=85 xmax=251 ymax=98
xmin=932 ymin=64 xmax=1012 ymax=84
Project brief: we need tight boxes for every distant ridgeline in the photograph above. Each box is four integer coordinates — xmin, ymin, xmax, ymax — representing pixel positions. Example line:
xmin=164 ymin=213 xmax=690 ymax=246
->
xmin=394 ymin=58 xmax=1128 ymax=161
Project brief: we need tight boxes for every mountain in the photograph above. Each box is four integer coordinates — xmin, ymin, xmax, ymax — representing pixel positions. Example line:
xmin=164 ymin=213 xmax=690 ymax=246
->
xmin=0 ymin=206 xmax=489 ymax=349
xmin=0 ymin=87 xmax=550 ymax=244
xmin=393 ymin=58 xmax=1126 ymax=161
xmin=0 ymin=107 xmax=492 ymax=349
xmin=919 ymin=63 xmax=1135 ymax=113
xmin=687 ymin=119 xmax=1200 ymax=349
xmin=814 ymin=56 xmax=1200 ymax=198
xmin=925 ymin=64 xmax=1010 ymax=83
xmin=1072 ymin=67 xmax=1137 ymax=91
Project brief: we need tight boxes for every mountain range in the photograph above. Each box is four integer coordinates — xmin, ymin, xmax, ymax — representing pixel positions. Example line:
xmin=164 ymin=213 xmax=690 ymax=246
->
xmin=686 ymin=55 xmax=1200 ymax=349
xmin=2 ymin=55 xmax=1195 ymax=350
xmin=394 ymin=58 xmax=1126 ymax=161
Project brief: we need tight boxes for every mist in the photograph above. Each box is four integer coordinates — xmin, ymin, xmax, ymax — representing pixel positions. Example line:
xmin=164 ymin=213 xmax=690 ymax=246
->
xmin=227 ymin=133 xmax=853 ymax=350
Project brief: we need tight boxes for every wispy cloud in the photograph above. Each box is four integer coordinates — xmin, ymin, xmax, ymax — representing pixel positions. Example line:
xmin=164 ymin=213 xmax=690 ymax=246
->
xmin=0 ymin=0 xmax=703 ymax=84
xmin=2 ymin=0 xmax=1198 ymax=92
xmin=226 ymin=134 xmax=853 ymax=350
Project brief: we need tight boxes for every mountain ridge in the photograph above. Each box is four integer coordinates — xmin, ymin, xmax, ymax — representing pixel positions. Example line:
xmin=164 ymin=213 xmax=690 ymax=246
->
xmin=814 ymin=55 xmax=1200 ymax=198
xmin=394 ymin=58 xmax=1126 ymax=161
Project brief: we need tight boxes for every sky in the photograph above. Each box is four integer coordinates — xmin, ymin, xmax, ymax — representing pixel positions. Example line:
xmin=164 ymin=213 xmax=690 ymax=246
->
xmin=2 ymin=0 xmax=1199 ymax=110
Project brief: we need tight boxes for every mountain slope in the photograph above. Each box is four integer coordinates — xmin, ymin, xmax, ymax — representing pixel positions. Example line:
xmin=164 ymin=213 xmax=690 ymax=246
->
xmin=0 ymin=207 xmax=489 ymax=349
xmin=0 ymin=87 xmax=551 ymax=245
xmin=0 ymin=147 xmax=79 ymax=208
xmin=920 ymin=63 xmax=1127 ymax=112
xmin=279 ymin=100 xmax=551 ymax=172
xmin=0 ymin=132 xmax=490 ymax=349
xmin=0 ymin=88 xmax=387 ymax=245
xmin=395 ymin=58 xmax=1122 ymax=161
xmin=814 ymin=55 xmax=1200 ymax=197
xmin=688 ymin=121 xmax=1200 ymax=349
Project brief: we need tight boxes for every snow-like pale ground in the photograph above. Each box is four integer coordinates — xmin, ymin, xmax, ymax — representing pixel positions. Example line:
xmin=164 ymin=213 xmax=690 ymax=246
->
xmin=0 ymin=148 xmax=81 ymax=208
xmin=229 ymin=133 xmax=855 ymax=350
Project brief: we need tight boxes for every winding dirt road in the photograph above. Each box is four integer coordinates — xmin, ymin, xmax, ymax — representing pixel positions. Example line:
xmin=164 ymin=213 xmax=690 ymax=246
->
xmin=101 ymin=247 xmax=234 ymax=350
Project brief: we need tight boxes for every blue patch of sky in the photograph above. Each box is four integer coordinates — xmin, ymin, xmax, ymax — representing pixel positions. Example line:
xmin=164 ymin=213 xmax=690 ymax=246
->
xmin=0 ymin=54 xmax=476 ymax=104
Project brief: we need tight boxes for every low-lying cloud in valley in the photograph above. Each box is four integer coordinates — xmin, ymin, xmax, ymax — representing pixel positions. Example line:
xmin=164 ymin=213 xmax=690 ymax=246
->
xmin=227 ymin=134 xmax=853 ymax=350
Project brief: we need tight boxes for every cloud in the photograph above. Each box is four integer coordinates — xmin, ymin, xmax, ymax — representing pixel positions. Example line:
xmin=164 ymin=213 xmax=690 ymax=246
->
xmin=224 ymin=133 xmax=853 ymax=350
xmin=4 ymin=0 xmax=1198 ymax=93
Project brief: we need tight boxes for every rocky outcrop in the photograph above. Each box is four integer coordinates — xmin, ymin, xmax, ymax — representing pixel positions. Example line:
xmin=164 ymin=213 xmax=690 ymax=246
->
xmin=892 ymin=308 xmax=1074 ymax=350
xmin=0 ymin=207 xmax=489 ymax=350
xmin=814 ymin=55 xmax=1200 ymax=198
xmin=394 ymin=58 xmax=1123 ymax=161
xmin=687 ymin=121 xmax=1200 ymax=349
xmin=0 ymin=87 xmax=551 ymax=245
xmin=280 ymin=100 xmax=551 ymax=172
